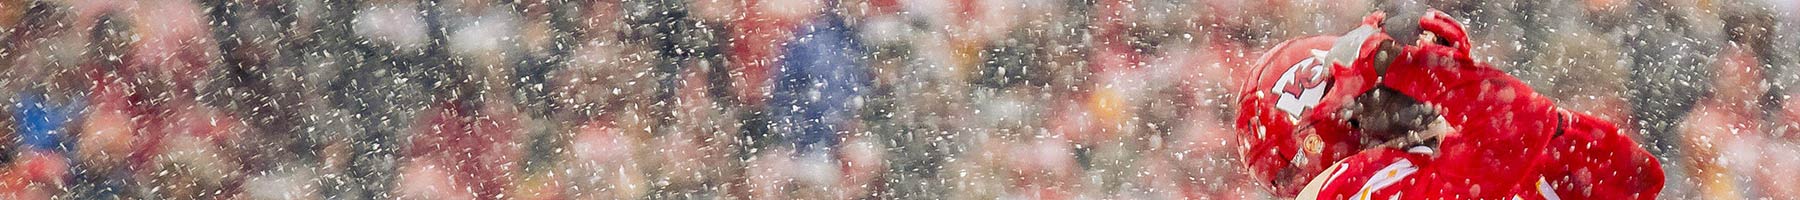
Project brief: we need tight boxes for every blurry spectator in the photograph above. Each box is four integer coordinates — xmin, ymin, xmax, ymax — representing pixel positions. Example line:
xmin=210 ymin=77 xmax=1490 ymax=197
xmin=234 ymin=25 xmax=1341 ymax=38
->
xmin=560 ymin=109 xmax=651 ymax=199
xmin=1679 ymin=4 xmax=1789 ymax=199
xmin=1622 ymin=0 xmax=1714 ymax=162
xmin=768 ymin=8 xmax=870 ymax=155
xmin=1 ymin=92 xmax=78 ymax=199
xmin=74 ymin=12 xmax=142 ymax=199
xmin=726 ymin=0 xmax=815 ymax=107
xmin=1678 ymin=39 xmax=1764 ymax=199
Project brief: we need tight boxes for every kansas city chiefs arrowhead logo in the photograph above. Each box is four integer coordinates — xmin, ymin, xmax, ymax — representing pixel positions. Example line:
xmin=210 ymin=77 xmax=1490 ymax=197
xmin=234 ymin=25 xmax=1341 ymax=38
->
xmin=1272 ymin=55 xmax=1331 ymax=119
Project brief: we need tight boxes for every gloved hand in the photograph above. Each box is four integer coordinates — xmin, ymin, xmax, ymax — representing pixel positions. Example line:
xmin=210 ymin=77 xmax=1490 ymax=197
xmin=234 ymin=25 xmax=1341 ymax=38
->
xmin=1377 ymin=10 xmax=1485 ymax=103
xmin=1417 ymin=9 xmax=1470 ymax=55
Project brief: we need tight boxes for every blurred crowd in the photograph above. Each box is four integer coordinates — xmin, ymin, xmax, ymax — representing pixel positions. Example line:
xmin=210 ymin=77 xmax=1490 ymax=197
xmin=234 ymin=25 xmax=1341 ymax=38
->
xmin=0 ymin=0 xmax=1794 ymax=199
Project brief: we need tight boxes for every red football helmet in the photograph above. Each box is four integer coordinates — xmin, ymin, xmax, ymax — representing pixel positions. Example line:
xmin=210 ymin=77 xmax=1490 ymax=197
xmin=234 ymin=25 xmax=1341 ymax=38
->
xmin=1232 ymin=14 xmax=1401 ymax=196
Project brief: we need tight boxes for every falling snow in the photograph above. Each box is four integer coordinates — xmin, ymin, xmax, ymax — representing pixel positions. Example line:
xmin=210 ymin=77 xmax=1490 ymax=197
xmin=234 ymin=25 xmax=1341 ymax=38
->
xmin=0 ymin=0 xmax=1793 ymax=199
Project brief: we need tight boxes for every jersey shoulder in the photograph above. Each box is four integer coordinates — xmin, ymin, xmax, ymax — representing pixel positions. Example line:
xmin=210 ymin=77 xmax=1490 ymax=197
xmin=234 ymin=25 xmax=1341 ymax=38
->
xmin=1298 ymin=148 xmax=1424 ymax=200
xmin=1298 ymin=147 xmax=1562 ymax=200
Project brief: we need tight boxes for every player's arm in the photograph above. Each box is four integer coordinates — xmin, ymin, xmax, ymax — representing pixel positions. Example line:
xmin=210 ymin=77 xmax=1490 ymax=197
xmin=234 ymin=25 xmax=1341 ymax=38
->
xmin=1374 ymin=13 xmax=1562 ymax=198
xmin=1379 ymin=44 xmax=1560 ymax=198
xmin=1541 ymin=113 xmax=1664 ymax=199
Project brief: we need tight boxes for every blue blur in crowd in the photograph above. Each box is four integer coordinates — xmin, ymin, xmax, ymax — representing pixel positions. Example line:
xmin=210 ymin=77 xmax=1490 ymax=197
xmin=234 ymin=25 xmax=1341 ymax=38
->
xmin=768 ymin=12 xmax=870 ymax=155
xmin=14 ymin=92 xmax=82 ymax=152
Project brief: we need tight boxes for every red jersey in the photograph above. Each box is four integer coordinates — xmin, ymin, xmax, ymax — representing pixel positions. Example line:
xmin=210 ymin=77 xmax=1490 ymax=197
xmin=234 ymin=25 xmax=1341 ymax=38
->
xmin=1296 ymin=44 xmax=1663 ymax=199
xmin=1298 ymin=113 xmax=1663 ymax=200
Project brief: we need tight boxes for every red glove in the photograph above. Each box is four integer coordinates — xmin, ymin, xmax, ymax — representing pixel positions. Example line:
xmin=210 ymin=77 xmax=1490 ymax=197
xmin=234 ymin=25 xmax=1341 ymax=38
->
xmin=1380 ymin=9 xmax=1480 ymax=101
xmin=1418 ymin=9 xmax=1470 ymax=55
